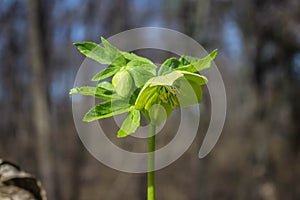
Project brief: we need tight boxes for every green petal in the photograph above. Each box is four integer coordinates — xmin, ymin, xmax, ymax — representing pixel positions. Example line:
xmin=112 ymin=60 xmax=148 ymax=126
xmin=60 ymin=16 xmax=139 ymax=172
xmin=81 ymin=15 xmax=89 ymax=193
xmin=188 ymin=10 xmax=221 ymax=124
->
xmin=135 ymin=86 xmax=157 ymax=110
xmin=179 ymin=71 xmax=208 ymax=85
xmin=173 ymin=71 xmax=207 ymax=107
xmin=112 ymin=70 xmax=133 ymax=97
xmin=149 ymin=71 xmax=183 ymax=86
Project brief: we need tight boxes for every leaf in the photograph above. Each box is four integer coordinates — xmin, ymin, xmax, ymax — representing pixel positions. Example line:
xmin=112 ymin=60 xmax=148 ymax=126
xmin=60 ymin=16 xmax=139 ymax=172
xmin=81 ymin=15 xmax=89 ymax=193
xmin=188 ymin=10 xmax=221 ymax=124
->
xmin=177 ymin=49 xmax=218 ymax=72
xmin=97 ymin=81 xmax=114 ymax=91
xmin=117 ymin=108 xmax=140 ymax=138
xmin=112 ymin=70 xmax=133 ymax=97
xmin=126 ymin=60 xmax=156 ymax=75
xmin=158 ymin=57 xmax=181 ymax=76
xmin=74 ymin=41 xmax=126 ymax=66
xmin=128 ymin=67 xmax=155 ymax=88
xmin=173 ymin=64 xmax=197 ymax=73
xmin=100 ymin=37 xmax=127 ymax=66
xmin=123 ymin=52 xmax=154 ymax=64
xmin=69 ymin=86 xmax=113 ymax=100
xmin=83 ymin=100 xmax=130 ymax=122
xmin=125 ymin=60 xmax=156 ymax=87
xmin=92 ymin=66 xmax=120 ymax=81
xmin=128 ymin=87 xmax=141 ymax=105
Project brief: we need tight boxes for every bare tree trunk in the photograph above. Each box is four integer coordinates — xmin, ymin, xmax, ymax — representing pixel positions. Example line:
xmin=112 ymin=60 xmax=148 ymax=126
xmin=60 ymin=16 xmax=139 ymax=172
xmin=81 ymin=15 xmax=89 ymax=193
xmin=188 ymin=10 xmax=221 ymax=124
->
xmin=27 ymin=0 xmax=55 ymax=199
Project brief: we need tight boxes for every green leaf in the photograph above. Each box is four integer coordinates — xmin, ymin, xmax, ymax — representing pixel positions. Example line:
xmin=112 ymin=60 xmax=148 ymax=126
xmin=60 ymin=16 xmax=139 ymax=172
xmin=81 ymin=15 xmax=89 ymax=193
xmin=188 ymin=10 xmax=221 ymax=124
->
xmin=158 ymin=57 xmax=181 ymax=76
xmin=117 ymin=108 xmax=140 ymax=138
xmin=177 ymin=49 xmax=218 ymax=72
xmin=125 ymin=60 xmax=156 ymax=87
xmin=123 ymin=52 xmax=154 ymax=64
xmin=173 ymin=64 xmax=197 ymax=73
xmin=97 ymin=81 xmax=114 ymax=91
xmin=128 ymin=67 xmax=155 ymax=88
xmin=112 ymin=70 xmax=133 ymax=97
xmin=126 ymin=60 xmax=156 ymax=75
xmin=92 ymin=66 xmax=120 ymax=81
xmin=83 ymin=100 xmax=130 ymax=122
xmin=100 ymin=37 xmax=127 ymax=66
xmin=69 ymin=86 xmax=113 ymax=100
xmin=74 ymin=41 xmax=126 ymax=66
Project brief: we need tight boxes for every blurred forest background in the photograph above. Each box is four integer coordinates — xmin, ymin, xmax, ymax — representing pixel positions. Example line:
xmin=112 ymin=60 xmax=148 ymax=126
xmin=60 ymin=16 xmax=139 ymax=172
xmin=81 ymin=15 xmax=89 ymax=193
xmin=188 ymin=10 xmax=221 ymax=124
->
xmin=1 ymin=0 xmax=300 ymax=199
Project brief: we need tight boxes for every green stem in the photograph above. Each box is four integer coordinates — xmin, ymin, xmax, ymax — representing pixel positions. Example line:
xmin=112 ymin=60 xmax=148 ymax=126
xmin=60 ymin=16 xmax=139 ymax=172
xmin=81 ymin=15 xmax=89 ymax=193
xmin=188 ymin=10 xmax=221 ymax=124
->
xmin=148 ymin=124 xmax=156 ymax=200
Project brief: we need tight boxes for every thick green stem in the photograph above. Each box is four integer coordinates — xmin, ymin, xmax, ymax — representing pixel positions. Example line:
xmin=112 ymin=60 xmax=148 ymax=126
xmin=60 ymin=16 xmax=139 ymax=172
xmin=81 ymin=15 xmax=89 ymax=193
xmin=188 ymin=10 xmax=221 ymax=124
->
xmin=148 ymin=124 xmax=156 ymax=200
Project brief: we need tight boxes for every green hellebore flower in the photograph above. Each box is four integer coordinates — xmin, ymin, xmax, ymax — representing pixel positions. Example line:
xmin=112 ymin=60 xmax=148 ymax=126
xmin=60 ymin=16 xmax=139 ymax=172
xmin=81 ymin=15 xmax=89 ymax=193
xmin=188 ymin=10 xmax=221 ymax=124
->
xmin=71 ymin=37 xmax=217 ymax=137
xmin=135 ymin=70 xmax=208 ymax=126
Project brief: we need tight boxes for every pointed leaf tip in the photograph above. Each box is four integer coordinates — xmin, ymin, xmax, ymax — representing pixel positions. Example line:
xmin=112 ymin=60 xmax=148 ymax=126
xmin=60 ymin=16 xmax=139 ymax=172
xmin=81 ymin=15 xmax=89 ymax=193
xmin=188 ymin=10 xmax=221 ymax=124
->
xmin=117 ymin=130 xmax=127 ymax=138
xmin=210 ymin=49 xmax=218 ymax=60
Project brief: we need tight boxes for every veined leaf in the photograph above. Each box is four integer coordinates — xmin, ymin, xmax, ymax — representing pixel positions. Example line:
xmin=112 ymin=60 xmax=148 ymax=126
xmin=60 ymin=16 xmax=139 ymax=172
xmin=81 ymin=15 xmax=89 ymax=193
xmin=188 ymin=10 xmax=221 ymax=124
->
xmin=92 ymin=66 xmax=120 ymax=81
xmin=117 ymin=108 xmax=140 ymax=138
xmin=126 ymin=60 xmax=156 ymax=75
xmin=83 ymin=100 xmax=130 ymax=122
xmin=158 ymin=57 xmax=181 ymax=76
xmin=128 ymin=67 xmax=155 ymax=88
xmin=177 ymin=49 xmax=218 ymax=72
xmin=126 ymin=60 xmax=156 ymax=87
xmin=74 ymin=41 xmax=126 ymax=67
xmin=69 ymin=86 xmax=113 ymax=100
xmin=97 ymin=81 xmax=114 ymax=91
xmin=123 ymin=52 xmax=154 ymax=64
xmin=157 ymin=49 xmax=217 ymax=75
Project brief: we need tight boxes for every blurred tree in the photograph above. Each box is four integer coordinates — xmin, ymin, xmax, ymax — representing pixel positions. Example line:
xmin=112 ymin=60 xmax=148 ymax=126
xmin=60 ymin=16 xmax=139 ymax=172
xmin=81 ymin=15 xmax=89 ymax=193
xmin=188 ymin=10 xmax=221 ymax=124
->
xmin=27 ymin=0 xmax=55 ymax=199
